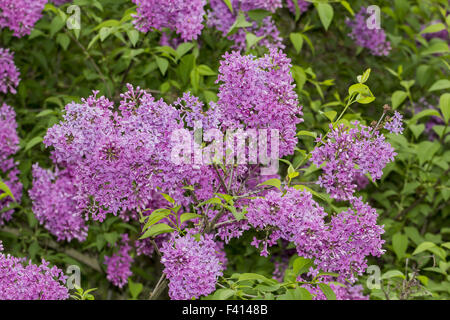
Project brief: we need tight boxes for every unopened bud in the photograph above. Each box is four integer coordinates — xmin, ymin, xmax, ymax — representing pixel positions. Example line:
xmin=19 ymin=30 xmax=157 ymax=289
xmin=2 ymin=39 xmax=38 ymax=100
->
xmin=383 ymin=104 xmax=391 ymax=112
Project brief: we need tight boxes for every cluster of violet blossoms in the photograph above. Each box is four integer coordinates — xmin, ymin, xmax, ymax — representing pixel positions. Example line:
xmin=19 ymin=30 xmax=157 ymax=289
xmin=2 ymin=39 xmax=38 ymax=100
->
xmin=132 ymin=0 xmax=207 ymax=41
xmin=247 ymin=188 xmax=385 ymax=283
xmin=0 ymin=104 xmax=22 ymax=225
xmin=29 ymin=164 xmax=88 ymax=242
xmin=346 ymin=7 xmax=392 ymax=56
xmin=0 ymin=48 xmax=20 ymax=94
xmin=311 ymin=121 xmax=396 ymax=201
xmin=207 ymin=0 xmax=284 ymax=50
xmin=0 ymin=242 xmax=69 ymax=300
xmin=0 ymin=0 xmax=47 ymax=38
xmin=104 ymin=234 xmax=134 ymax=288
xmin=160 ymin=233 xmax=225 ymax=300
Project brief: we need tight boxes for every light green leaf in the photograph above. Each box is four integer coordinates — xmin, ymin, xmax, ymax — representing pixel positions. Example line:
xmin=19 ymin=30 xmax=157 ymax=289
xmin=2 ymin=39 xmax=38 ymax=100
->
xmin=257 ymin=178 xmax=281 ymax=190
xmin=290 ymin=32 xmax=304 ymax=54
xmin=429 ymin=79 xmax=450 ymax=92
xmin=140 ymin=223 xmax=174 ymax=239
xmin=391 ymin=90 xmax=408 ymax=109
xmin=316 ymin=3 xmax=334 ymax=31
xmin=439 ymin=93 xmax=450 ymax=123
xmin=413 ymin=241 xmax=436 ymax=255
xmin=392 ymin=233 xmax=409 ymax=259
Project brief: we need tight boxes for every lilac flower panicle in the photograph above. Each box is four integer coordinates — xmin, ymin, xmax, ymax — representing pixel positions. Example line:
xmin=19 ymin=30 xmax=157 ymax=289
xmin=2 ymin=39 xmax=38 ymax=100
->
xmin=0 ymin=104 xmax=22 ymax=225
xmin=160 ymin=233 xmax=225 ymax=300
xmin=29 ymin=164 xmax=88 ymax=242
xmin=104 ymin=234 xmax=134 ymax=288
xmin=215 ymin=49 xmax=302 ymax=157
xmin=346 ymin=7 xmax=391 ymax=56
xmin=132 ymin=0 xmax=207 ymax=41
xmin=0 ymin=254 xmax=69 ymax=300
xmin=0 ymin=0 xmax=47 ymax=37
xmin=311 ymin=121 xmax=396 ymax=200
xmin=0 ymin=48 xmax=20 ymax=94
xmin=384 ymin=111 xmax=404 ymax=135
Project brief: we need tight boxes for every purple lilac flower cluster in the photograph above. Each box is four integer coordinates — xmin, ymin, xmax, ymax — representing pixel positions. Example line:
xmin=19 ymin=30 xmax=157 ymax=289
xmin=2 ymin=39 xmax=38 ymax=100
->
xmin=160 ymin=233 xmax=225 ymax=300
xmin=421 ymin=20 xmax=449 ymax=42
xmin=207 ymin=0 xmax=284 ymax=50
xmin=286 ymin=0 xmax=311 ymax=15
xmin=0 ymin=246 xmax=69 ymax=300
xmin=384 ymin=111 xmax=404 ymax=135
xmin=214 ymin=48 xmax=302 ymax=157
xmin=132 ymin=0 xmax=207 ymax=41
xmin=0 ymin=104 xmax=22 ymax=225
xmin=346 ymin=7 xmax=391 ymax=56
xmin=311 ymin=121 xmax=396 ymax=201
xmin=0 ymin=0 xmax=47 ymax=38
xmin=247 ymin=188 xmax=384 ymax=283
xmin=0 ymin=48 xmax=20 ymax=94
xmin=104 ymin=234 xmax=134 ymax=288
xmin=29 ymin=164 xmax=88 ymax=242
xmin=247 ymin=187 xmax=326 ymax=257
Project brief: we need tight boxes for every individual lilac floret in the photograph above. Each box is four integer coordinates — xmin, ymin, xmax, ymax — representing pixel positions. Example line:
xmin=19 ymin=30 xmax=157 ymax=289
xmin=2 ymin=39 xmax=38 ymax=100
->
xmin=132 ymin=0 xmax=207 ymax=41
xmin=214 ymin=48 xmax=302 ymax=158
xmin=160 ymin=233 xmax=225 ymax=300
xmin=311 ymin=121 xmax=396 ymax=201
xmin=0 ymin=104 xmax=22 ymax=225
xmin=0 ymin=48 xmax=20 ymax=94
xmin=0 ymin=0 xmax=47 ymax=38
xmin=384 ymin=111 xmax=404 ymax=135
xmin=29 ymin=164 xmax=88 ymax=242
xmin=0 ymin=253 xmax=69 ymax=300
xmin=286 ymin=0 xmax=311 ymax=15
xmin=104 ymin=234 xmax=134 ymax=289
xmin=346 ymin=7 xmax=391 ymax=56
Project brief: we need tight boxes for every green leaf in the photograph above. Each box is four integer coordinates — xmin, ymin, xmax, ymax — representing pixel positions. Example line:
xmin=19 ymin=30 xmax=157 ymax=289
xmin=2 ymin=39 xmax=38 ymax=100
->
xmin=340 ymin=1 xmax=354 ymax=16
xmin=197 ymin=64 xmax=216 ymax=76
xmin=316 ymin=3 xmax=334 ymax=31
xmin=176 ymin=42 xmax=194 ymax=59
xmin=382 ymin=270 xmax=406 ymax=280
xmin=421 ymin=23 xmax=446 ymax=35
xmin=246 ymin=33 xmax=264 ymax=50
xmin=127 ymin=30 xmax=139 ymax=47
xmin=25 ymin=136 xmax=43 ymax=152
xmin=228 ymin=11 xmax=252 ymax=35
xmin=50 ymin=16 xmax=65 ymax=38
xmin=409 ymin=124 xmax=425 ymax=139
xmin=392 ymin=232 xmax=408 ymax=259
xmin=0 ymin=179 xmax=16 ymax=202
xmin=290 ymin=32 xmax=304 ymax=54
xmin=291 ymin=65 xmax=307 ymax=91
xmin=293 ymin=257 xmax=314 ymax=275
xmin=318 ymin=283 xmax=336 ymax=300
xmin=416 ymin=141 xmax=440 ymax=165
xmin=391 ymin=90 xmax=408 ymax=109
xmin=439 ymin=93 xmax=450 ymax=123
xmin=257 ymin=178 xmax=281 ymax=190
xmin=421 ymin=41 xmax=449 ymax=56
xmin=297 ymin=130 xmax=317 ymax=139
xmin=413 ymin=242 xmax=436 ymax=255
xmin=161 ymin=193 xmax=175 ymax=204
xmin=357 ymin=68 xmax=371 ymax=84
xmin=323 ymin=110 xmax=337 ymax=122
xmin=128 ymin=279 xmax=143 ymax=300
xmin=180 ymin=212 xmax=201 ymax=224
xmin=140 ymin=223 xmax=174 ymax=239
xmin=429 ymin=79 xmax=450 ymax=92
xmin=56 ymin=33 xmax=70 ymax=50
xmin=155 ymin=56 xmax=169 ymax=76
xmin=213 ymin=288 xmax=235 ymax=300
